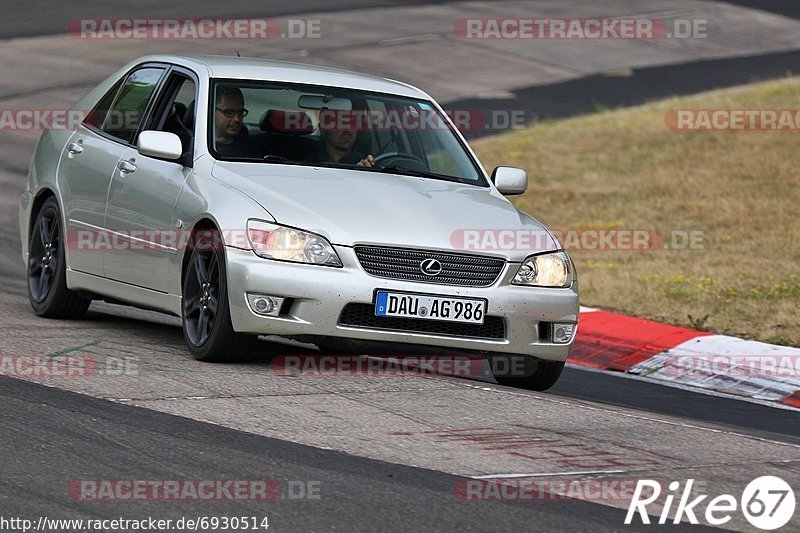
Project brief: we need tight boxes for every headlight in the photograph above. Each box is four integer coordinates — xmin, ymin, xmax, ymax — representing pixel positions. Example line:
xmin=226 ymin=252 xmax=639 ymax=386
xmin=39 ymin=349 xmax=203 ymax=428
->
xmin=512 ymin=251 xmax=572 ymax=287
xmin=247 ymin=220 xmax=342 ymax=267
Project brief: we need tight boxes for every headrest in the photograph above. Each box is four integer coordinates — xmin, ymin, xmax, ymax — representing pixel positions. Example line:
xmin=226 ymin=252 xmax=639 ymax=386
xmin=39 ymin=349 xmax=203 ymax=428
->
xmin=173 ymin=101 xmax=187 ymax=118
xmin=259 ymin=109 xmax=314 ymax=134
xmin=182 ymin=101 xmax=195 ymax=129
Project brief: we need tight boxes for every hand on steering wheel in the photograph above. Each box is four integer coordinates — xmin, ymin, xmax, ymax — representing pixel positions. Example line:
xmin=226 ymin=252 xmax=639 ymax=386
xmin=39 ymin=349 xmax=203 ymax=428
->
xmin=356 ymin=154 xmax=376 ymax=167
xmin=372 ymin=151 xmax=425 ymax=169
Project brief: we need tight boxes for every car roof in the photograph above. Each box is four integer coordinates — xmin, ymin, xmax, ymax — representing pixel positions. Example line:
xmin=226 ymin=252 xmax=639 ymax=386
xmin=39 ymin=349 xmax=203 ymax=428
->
xmin=138 ymin=54 xmax=431 ymax=100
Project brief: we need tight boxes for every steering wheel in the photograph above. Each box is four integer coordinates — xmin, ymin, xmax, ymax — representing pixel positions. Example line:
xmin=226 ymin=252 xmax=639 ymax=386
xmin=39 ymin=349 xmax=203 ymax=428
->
xmin=373 ymin=151 xmax=426 ymax=170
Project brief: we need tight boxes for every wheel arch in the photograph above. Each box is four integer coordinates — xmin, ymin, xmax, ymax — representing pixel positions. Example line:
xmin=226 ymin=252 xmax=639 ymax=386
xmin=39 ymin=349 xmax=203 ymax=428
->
xmin=29 ymin=188 xmax=58 ymax=238
xmin=180 ymin=217 xmax=220 ymax=288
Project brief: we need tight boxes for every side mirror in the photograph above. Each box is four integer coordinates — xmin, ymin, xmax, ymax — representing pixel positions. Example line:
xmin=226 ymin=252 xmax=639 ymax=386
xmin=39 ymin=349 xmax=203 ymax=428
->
xmin=492 ymin=166 xmax=527 ymax=195
xmin=137 ymin=131 xmax=183 ymax=161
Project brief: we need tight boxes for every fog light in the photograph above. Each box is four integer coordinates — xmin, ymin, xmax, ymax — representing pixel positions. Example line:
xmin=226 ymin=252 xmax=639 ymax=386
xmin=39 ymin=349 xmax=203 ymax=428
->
xmin=254 ymin=298 xmax=273 ymax=313
xmin=247 ymin=293 xmax=285 ymax=317
xmin=553 ymin=323 xmax=576 ymax=344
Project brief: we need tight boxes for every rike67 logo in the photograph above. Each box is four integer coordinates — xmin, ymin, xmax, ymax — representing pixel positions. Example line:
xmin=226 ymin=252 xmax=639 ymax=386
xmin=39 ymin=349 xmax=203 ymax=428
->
xmin=626 ymin=476 xmax=795 ymax=530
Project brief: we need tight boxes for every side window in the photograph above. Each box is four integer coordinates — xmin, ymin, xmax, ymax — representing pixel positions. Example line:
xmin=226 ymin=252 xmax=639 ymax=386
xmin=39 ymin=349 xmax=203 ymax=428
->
xmin=102 ymin=67 xmax=164 ymax=143
xmin=151 ymin=74 xmax=197 ymax=156
xmin=84 ymin=79 xmax=123 ymax=129
xmin=174 ymin=79 xmax=196 ymax=115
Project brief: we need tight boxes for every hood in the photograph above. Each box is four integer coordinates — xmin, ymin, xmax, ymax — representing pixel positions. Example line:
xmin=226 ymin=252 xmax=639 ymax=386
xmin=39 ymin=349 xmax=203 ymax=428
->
xmin=212 ymin=162 xmax=559 ymax=261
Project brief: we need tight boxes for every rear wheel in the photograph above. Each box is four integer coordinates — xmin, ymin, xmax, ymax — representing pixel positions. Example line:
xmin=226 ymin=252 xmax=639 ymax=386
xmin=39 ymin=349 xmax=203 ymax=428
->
xmin=182 ymin=230 xmax=256 ymax=362
xmin=490 ymin=355 xmax=565 ymax=391
xmin=27 ymin=197 xmax=90 ymax=318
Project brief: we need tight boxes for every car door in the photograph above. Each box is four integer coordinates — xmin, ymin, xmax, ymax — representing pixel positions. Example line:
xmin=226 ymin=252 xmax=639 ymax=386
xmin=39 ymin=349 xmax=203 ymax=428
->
xmin=57 ymin=79 xmax=127 ymax=276
xmin=103 ymin=69 xmax=197 ymax=293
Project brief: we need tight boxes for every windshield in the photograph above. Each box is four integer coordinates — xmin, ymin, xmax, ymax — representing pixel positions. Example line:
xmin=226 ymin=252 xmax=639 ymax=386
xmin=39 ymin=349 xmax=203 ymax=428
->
xmin=208 ymin=79 xmax=486 ymax=185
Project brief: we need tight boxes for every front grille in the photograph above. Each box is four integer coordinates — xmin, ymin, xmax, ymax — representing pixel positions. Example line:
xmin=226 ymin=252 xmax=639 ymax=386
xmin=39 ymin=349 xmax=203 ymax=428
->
xmin=338 ymin=303 xmax=506 ymax=340
xmin=354 ymin=246 xmax=505 ymax=286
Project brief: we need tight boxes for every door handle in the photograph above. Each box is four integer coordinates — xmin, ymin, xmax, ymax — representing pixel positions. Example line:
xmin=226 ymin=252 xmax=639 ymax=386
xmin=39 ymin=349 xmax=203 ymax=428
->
xmin=67 ymin=142 xmax=84 ymax=155
xmin=117 ymin=160 xmax=137 ymax=175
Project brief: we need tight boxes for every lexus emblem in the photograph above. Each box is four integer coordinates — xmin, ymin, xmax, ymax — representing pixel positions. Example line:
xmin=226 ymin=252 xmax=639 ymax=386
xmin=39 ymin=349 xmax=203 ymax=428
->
xmin=420 ymin=258 xmax=443 ymax=276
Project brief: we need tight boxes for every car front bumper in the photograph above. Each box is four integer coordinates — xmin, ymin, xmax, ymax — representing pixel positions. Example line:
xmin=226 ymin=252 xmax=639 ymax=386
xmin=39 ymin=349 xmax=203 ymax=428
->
xmin=225 ymin=246 xmax=579 ymax=361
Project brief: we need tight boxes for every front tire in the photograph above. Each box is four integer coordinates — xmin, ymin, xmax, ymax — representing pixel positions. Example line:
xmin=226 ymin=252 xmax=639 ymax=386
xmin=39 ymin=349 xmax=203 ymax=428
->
xmin=182 ymin=230 xmax=256 ymax=362
xmin=27 ymin=197 xmax=90 ymax=319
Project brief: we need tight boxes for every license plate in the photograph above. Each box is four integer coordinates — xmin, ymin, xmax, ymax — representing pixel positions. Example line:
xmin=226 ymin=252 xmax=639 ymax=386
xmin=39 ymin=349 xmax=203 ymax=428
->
xmin=374 ymin=291 xmax=486 ymax=324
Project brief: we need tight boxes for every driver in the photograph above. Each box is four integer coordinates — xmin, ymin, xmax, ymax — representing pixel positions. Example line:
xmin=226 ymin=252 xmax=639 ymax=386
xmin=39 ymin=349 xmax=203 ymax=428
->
xmin=214 ymin=85 xmax=249 ymax=156
xmin=309 ymin=110 xmax=374 ymax=167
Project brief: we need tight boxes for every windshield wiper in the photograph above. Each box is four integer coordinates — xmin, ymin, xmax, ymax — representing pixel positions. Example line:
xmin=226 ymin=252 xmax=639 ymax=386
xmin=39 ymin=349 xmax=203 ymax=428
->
xmin=262 ymin=155 xmax=298 ymax=163
xmin=376 ymin=165 xmax=469 ymax=184
xmin=221 ymin=154 xmax=306 ymax=165
xmin=227 ymin=155 xmax=347 ymax=170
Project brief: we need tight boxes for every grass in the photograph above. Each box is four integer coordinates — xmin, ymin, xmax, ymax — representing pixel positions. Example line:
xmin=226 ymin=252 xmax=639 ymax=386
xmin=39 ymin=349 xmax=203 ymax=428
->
xmin=472 ymin=76 xmax=800 ymax=346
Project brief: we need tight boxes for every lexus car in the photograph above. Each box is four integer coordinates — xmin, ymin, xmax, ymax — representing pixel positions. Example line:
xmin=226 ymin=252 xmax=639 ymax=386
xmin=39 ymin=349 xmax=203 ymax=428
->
xmin=19 ymin=55 xmax=579 ymax=390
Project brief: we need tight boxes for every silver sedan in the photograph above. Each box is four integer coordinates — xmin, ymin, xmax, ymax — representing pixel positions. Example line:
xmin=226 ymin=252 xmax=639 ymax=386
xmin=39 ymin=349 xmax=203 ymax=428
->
xmin=19 ymin=55 xmax=579 ymax=390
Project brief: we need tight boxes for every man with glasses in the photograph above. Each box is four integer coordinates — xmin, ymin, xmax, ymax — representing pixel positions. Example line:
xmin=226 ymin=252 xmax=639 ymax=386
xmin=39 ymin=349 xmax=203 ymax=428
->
xmin=214 ymin=85 xmax=249 ymax=156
